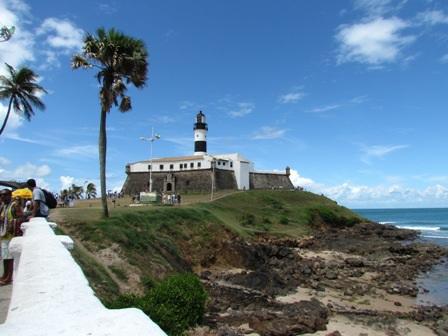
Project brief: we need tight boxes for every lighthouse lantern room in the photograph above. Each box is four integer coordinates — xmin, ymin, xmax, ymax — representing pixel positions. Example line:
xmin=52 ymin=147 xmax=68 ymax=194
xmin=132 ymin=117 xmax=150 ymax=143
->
xmin=194 ymin=111 xmax=208 ymax=155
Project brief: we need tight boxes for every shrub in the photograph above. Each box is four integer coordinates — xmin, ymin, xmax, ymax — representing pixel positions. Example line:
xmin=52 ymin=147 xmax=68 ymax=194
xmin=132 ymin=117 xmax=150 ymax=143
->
xmin=279 ymin=216 xmax=289 ymax=225
xmin=145 ymin=273 xmax=207 ymax=336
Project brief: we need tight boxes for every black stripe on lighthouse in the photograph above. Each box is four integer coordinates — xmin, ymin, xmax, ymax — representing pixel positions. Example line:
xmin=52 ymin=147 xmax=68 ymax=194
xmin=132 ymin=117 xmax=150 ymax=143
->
xmin=195 ymin=141 xmax=207 ymax=153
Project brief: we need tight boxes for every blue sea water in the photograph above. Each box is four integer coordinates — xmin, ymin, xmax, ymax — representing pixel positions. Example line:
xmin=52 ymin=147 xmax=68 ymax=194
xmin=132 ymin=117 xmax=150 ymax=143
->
xmin=354 ymin=208 xmax=448 ymax=306
xmin=354 ymin=208 xmax=448 ymax=247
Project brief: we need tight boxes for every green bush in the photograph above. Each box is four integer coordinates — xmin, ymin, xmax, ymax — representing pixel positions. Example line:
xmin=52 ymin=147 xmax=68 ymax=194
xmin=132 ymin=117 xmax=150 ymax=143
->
xmin=145 ymin=273 xmax=207 ymax=336
xmin=106 ymin=273 xmax=207 ymax=336
xmin=279 ymin=216 xmax=289 ymax=225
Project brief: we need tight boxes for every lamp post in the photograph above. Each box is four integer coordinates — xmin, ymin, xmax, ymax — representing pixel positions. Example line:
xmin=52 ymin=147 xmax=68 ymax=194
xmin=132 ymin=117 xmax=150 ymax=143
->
xmin=210 ymin=156 xmax=216 ymax=201
xmin=140 ymin=128 xmax=160 ymax=193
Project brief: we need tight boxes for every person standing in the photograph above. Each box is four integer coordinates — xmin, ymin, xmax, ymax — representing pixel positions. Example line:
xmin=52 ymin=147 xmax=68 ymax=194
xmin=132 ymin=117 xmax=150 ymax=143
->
xmin=26 ymin=178 xmax=49 ymax=218
xmin=0 ymin=189 xmax=23 ymax=285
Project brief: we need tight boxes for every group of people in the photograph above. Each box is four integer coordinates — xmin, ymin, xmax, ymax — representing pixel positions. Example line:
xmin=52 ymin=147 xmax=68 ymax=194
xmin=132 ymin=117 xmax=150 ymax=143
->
xmin=0 ymin=179 xmax=48 ymax=286
xmin=162 ymin=193 xmax=181 ymax=205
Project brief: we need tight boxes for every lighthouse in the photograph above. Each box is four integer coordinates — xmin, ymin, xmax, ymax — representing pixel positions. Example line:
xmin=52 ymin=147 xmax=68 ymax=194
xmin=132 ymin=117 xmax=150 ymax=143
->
xmin=194 ymin=111 xmax=208 ymax=155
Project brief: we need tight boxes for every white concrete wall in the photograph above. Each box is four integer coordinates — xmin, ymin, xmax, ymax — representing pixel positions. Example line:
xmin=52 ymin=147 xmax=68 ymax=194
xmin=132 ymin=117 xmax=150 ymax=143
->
xmin=0 ymin=217 xmax=167 ymax=336
xmin=130 ymin=159 xmax=208 ymax=173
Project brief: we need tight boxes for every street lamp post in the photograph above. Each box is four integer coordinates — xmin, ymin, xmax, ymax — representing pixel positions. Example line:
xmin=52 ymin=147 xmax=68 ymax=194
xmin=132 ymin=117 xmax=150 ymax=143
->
xmin=140 ymin=128 xmax=160 ymax=193
xmin=210 ymin=157 xmax=216 ymax=201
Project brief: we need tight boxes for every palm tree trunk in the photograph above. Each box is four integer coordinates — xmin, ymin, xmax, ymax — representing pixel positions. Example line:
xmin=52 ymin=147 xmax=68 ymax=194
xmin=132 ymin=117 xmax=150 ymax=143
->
xmin=0 ymin=97 xmax=14 ymax=136
xmin=99 ymin=108 xmax=109 ymax=218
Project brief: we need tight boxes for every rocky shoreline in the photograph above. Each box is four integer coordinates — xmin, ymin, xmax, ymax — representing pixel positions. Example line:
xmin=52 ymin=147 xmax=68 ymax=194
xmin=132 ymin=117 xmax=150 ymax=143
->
xmin=190 ymin=222 xmax=448 ymax=336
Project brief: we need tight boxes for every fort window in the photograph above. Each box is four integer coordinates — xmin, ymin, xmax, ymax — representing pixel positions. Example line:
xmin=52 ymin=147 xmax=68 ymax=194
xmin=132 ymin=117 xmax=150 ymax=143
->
xmin=186 ymin=180 xmax=190 ymax=186
xmin=230 ymin=162 xmax=233 ymax=168
xmin=190 ymin=162 xmax=194 ymax=168
xmin=159 ymin=164 xmax=164 ymax=170
xmin=179 ymin=164 xmax=183 ymax=170
xmin=147 ymin=164 xmax=151 ymax=170
xmin=197 ymin=162 xmax=201 ymax=168
xmin=218 ymin=161 xmax=221 ymax=166
xmin=170 ymin=164 xmax=174 ymax=170
xmin=166 ymin=183 xmax=172 ymax=191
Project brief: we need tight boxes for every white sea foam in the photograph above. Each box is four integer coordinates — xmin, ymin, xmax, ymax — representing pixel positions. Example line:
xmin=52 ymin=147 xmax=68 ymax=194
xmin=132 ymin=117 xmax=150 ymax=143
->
xmin=397 ymin=225 xmax=441 ymax=231
xmin=422 ymin=235 xmax=448 ymax=239
xmin=379 ymin=221 xmax=396 ymax=225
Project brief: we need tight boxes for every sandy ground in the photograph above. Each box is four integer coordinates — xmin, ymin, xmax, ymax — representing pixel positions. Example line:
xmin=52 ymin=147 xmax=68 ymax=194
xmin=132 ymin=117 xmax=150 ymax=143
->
xmin=302 ymin=314 xmax=436 ymax=336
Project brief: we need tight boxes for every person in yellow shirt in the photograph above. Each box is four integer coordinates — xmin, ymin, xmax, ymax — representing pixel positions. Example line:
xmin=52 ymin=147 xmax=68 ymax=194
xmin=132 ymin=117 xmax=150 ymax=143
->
xmin=0 ymin=189 xmax=23 ymax=285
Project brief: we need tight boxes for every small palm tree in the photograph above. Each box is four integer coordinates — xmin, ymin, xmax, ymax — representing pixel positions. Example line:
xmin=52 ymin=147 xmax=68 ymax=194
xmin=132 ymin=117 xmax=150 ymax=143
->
xmin=72 ymin=28 xmax=148 ymax=217
xmin=85 ymin=182 xmax=97 ymax=199
xmin=0 ymin=63 xmax=47 ymax=136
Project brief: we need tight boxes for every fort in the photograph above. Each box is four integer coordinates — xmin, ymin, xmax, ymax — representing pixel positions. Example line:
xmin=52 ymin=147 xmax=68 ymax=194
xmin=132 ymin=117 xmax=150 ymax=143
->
xmin=122 ymin=111 xmax=294 ymax=195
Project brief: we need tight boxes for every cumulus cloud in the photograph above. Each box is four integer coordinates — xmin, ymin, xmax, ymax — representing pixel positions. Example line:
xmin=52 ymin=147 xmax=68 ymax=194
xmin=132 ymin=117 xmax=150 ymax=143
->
xmin=0 ymin=161 xmax=51 ymax=180
xmin=287 ymin=169 xmax=448 ymax=208
xmin=229 ymin=102 xmax=255 ymax=118
xmin=0 ymin=0 xmax=34 ymax=73
xmin=288 ymin=169 xmax=317 ymax=189
xmin=252 ymin=126 xmax=286 ymax=140
xmin=37 ymin=18 xmax=83 ymax=51
xmin=278 ymin=89 xmax=306 ymax=104
xmin=336 ymin=17 xmax=415 ymax=66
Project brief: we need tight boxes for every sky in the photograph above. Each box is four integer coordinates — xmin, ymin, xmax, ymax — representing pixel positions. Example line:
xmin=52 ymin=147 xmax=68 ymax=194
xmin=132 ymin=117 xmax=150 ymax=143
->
xmin=0 ymin=0 xmax=447 ymax=208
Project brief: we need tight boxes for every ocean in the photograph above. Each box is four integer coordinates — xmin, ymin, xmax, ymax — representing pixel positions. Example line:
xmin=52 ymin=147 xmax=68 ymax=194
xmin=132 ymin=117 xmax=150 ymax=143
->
xmin=354 ymin=208 xmax=448 ymax=306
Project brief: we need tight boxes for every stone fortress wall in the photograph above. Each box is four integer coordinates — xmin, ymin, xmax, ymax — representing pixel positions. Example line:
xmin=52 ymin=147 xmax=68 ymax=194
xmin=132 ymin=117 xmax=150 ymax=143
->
xmin=122 ymin=169 xmax=293 ymax=195
xmin=122 ymin=169 xmax=238 ymax=195
xmin=250 ymin=172 xmax=294 ymax=190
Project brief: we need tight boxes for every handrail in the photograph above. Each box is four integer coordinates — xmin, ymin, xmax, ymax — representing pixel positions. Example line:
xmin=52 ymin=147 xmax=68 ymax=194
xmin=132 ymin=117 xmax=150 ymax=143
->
xmin=0 ymin=217 xmax=167 ymax=335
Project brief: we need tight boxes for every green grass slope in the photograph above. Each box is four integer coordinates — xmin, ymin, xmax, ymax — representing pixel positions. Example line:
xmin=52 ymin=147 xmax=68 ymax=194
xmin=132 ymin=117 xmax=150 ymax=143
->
xmin=57 ymin=190 xmax=362 ymax=301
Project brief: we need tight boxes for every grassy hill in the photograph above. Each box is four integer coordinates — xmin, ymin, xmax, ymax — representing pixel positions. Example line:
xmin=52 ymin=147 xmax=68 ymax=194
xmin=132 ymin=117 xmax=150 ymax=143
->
xmin=53 ymin=190 xmax=362 ymax=302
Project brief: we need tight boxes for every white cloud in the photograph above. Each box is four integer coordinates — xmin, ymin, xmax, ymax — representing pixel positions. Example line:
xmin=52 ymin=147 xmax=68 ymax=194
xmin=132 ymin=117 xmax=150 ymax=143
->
xmin=440 ymin=54 xmax=448 ymax=64
xmin=252 ymin=126 xmax=286 ymax=140
xmin=229 ymin=102 xmax=255 ymax=118
xmin=0 ymin=162 xmax=51 ymax=180
xmin=307 ymin=104 xmax=341 ymax=113
xmin=98 ymin=3 xmax=118 ymax=14
xmin=37 ymin=18 xmax=83 ymax=51
xmin=417 ymin=10 xmax=448 ymax=26
xmin=360 ymin=144 xmax=408 ymax=163
xmin=0 ymin=0 xmax=35 ymax=73
xmin=0 ymin=156 xmax=10 ymax=166
xmin=0 ymin=102 xmax=24 ymax=135
xmin=288 ymin=169 xmax=317 ymax=189
xmin=336 ymin=17 xmax=415 ymax=66
xmin=54 ymin=145 xmax=97 ymax=158
xmin=278 ymin=89 xmax=306 ymax=104
xmin=353 ymin=0 xmax=408 ymax=17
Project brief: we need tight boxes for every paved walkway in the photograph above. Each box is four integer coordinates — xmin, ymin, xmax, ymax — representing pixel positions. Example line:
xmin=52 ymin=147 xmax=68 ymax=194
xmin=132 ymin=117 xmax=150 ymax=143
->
xmin=0 ymin=263 xmax=12 ymax=324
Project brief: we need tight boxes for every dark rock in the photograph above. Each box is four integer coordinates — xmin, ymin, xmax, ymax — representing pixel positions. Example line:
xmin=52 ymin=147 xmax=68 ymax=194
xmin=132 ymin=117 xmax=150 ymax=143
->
xmin=345 ymin=258 xmax=364 ymax=267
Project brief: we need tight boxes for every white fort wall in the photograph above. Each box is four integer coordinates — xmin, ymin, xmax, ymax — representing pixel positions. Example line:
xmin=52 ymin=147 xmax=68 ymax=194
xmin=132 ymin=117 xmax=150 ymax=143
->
xmin=0 ymin=217 xmax=167 ymax=336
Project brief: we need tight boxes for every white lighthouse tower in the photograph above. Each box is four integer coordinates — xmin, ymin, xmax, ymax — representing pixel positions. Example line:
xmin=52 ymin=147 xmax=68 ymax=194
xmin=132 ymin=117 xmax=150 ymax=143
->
xmin=194 ymin=111 xmax=208 ymax=155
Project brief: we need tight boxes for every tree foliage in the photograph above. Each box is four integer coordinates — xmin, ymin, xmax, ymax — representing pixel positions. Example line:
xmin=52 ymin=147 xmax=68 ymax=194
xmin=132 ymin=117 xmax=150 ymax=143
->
xmin=0 ymin=63 xmax=46 ymax=136
xmin=72 ymin=27 xmax=148 ymax=217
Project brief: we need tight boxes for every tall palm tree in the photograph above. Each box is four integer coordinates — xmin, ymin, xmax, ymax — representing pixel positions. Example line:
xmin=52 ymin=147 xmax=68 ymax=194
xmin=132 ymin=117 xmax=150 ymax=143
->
xmin=85 ymin=182 xmax=97 ymax=199
xmin=0 ymin=63 xmax=47 ymax=136
xmin=72 ymin=28 xmax=148 ymax=218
